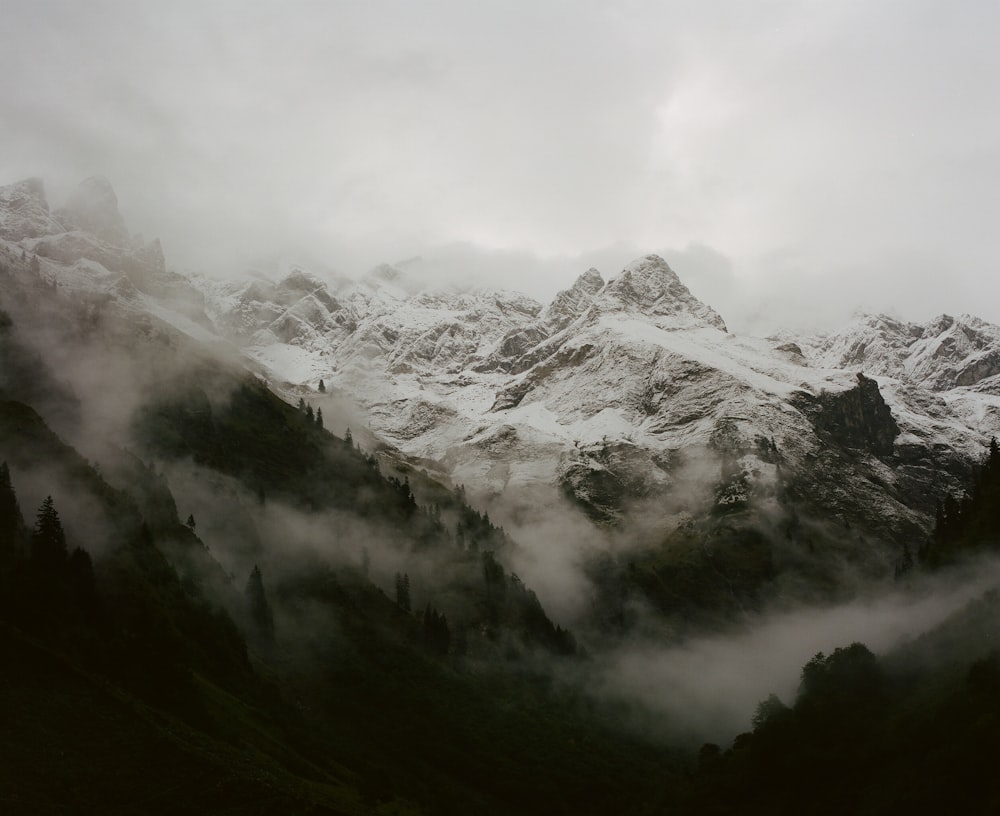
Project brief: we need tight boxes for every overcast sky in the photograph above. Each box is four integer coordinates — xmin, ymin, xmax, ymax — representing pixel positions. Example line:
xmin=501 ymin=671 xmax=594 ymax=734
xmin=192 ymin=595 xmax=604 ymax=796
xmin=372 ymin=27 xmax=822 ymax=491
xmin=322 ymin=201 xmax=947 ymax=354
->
xmin=3 ymin=0 xmax=1000 ymax=332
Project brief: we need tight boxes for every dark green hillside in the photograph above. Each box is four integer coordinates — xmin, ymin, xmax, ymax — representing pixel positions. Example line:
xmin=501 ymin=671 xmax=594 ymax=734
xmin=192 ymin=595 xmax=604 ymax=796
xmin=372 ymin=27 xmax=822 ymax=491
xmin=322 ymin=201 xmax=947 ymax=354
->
xmin=681 ymin=590 xmax=1000 ymax=815
xmin=923 ymin=438 xmax=1000 ymax=566
xmin=0 ymin=375 xmax=672 ymax=814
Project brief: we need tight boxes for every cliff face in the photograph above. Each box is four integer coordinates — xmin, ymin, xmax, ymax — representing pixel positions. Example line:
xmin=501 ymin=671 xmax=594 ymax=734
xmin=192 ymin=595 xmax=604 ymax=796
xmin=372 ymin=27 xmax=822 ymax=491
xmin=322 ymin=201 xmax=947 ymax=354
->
xmin=795 ymin=373 xmax=901 ymax=458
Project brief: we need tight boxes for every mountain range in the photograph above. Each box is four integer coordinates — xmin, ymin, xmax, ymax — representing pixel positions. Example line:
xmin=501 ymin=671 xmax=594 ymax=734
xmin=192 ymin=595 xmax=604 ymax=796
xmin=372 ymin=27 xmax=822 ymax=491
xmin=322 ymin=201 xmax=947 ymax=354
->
xmin=7 ymin=176 xmax=1000 ymax=616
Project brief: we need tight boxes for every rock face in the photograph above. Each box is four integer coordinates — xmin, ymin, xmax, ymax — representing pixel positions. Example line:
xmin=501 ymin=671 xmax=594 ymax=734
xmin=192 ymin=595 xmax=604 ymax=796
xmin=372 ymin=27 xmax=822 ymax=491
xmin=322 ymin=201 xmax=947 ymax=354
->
xmin=596 ymin=254 xmax=727 ymax=331
xmin=800 ymin=312 xmax=1000 ymax=393
xmin=794 ymin=373 xmax=901 ymax=458
xmin=0 ymin=176 xmax=207 ymax=322
xmin=0 ymin=178 xmax=65 ymax=241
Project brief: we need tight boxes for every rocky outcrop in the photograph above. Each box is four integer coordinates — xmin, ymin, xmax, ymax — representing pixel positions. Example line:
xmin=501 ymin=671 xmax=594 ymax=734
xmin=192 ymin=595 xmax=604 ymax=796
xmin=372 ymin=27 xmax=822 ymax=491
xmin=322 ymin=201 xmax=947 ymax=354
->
xmin=541 ymin=267 xmax=604 ymax=331
xmin=597 ymin=255 xmax=727 ymax=331
xmin=794 ymin=373 xmax=900 ymax=457
xmin=0 ymin=178 xmax=66 ymax=241
xmin=55 ymin=176 xmax=129 ymax=245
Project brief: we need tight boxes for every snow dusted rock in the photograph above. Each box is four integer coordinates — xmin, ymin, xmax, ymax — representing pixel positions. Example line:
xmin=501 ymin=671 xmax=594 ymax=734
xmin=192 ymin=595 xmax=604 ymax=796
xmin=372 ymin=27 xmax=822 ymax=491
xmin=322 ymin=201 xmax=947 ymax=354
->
xmin=188 ymin=250 xmax=1000 ymax=559
xmin=0 ymin=178 xmax=65 ymax=241
xmin=801 ymin=312 xmax=1000 ymax=393
xmin=596 ymin=254 xmax=727 ymax=332
xmin=541 ymin=267 xmax=604 ymax=331
xmin=0 ymin=176 xmax=209 ymax=329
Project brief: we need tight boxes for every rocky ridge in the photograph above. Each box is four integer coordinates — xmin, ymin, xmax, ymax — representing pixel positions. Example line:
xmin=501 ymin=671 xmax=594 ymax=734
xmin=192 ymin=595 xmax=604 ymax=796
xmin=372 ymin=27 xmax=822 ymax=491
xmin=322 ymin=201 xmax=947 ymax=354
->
xmin=191 ymin=251 xmax=999 ymax=561
xmin=3 ymin=176 xmax=999 ymax=586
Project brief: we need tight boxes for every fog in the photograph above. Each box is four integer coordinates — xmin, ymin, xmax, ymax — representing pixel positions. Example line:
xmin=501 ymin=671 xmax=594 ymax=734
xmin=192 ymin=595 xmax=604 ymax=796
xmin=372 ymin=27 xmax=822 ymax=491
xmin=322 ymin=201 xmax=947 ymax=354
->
xmin=3 ymin=2 xmax=1000 ymax=333
xmin=594 ymin=555 xmax=1000 ymax=744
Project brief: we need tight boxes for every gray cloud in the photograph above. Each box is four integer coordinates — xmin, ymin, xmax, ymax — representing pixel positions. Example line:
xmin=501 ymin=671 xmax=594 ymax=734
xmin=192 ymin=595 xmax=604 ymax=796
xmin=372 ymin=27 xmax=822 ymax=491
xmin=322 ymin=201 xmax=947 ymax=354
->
xmin=3 ymin=1 xmax=1000 ymax=331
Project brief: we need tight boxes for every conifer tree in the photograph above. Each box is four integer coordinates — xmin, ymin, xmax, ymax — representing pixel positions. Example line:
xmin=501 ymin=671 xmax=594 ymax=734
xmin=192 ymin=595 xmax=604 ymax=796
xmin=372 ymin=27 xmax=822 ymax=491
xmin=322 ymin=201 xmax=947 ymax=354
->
xmin=31 ymin=496 xmax=67 ymax=569
xmin=318 ymin=379 xmax=326 ymax=393
xmin=305 ymin=404 xmax=314 ymax=422
xmin=422 ymin=604 xmax=450 ymax=655
xmin=395 ymin=572 xmax=411 ymax=612
xmin=67 ymin=546 xmax=96 ymax=607
xmin=0 ymin=462 xmax=25 ymax=563
xmin=316 ymin=407 xmax=323 ymax=429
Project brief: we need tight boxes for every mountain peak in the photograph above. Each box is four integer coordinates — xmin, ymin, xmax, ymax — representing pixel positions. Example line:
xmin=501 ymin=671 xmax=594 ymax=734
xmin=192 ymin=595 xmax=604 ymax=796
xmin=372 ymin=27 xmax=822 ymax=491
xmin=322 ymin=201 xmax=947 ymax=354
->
xmin=541 ymin=267 xmax=606 ymax=331
xmin=278 ymin=267 xmax=326 ymax=293
xmin=56 ymin=176 xmax=128 ymax=244
xmin=1 ymin=177 xmax=48 ymax=207
xmin=0 ymin=177 xmax=66 ymax=241
xmin=575 ymin=267 xmax=605 ymax=294
xmin=599 ymin=254 xmax=727 ymax=331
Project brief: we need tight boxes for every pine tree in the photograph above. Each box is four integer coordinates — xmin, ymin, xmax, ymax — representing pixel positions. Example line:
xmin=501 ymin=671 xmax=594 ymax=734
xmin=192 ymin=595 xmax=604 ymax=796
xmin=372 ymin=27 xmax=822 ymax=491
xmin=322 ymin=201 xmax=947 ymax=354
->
xmin=0 ymin=462 xmax=25 ymax=563
xmin=395 ymin=572 xmax=411 ymax=612
xmin=297 ymin=397 xmax=306 ymax=412
xmin=422 ymin=604 xmax=450 ymax=655
xmin=344 ymin=427 xmax=353 ymax=447
xmin=316 ymin=407 xmax=323 ymax=429
xmin=186 ymin=513 xmax=196 ymax=531
xmin=318 ymin=379 xmax=326 ymax=393
xmin=67 ymin=546 xmax=97 ymax=608
xmin=305 ymin=404 xmax=314 ymax=422
xmin=31 ymin=496 xmax=67 ymax=569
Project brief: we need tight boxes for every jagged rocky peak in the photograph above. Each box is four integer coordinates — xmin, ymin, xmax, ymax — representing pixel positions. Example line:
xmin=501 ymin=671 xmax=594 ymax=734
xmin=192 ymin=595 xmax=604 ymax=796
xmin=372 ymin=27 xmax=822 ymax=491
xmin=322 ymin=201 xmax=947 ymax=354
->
xmin=598 ymin=254 xmax=728 ymax=331
xmin=0 ymin=177 xmax=48 ymax=209
xmin=573 ymin=267 xmax=605 ymax=294
xmin=923 ymin=313 xmax=955 ymax=337
xmin=0 ymin=177 xmax=65 ymax=240
xmin=272 ymin=267 xmax=344 ymax=314
xmin=804 ymin=310 xmax=1000 ymax=391
xmin=278 ymin=266 xmax=327 ymax=294
xmin=542 ymin=267 xmax=606 ymax=330
xmin=56 ymin=176 xmax=129 ymax=244
xmin=135 ymin=237 xmax=166 ymax=274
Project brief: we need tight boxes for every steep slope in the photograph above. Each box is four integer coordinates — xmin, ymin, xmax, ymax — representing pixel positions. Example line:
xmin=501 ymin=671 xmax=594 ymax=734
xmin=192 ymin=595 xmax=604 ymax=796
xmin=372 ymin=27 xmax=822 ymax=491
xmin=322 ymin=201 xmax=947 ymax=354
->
xmin=682 ymin=588 xmax=1000 ymax=815
xmin=0 ymin=188 xmax=682 ymax=814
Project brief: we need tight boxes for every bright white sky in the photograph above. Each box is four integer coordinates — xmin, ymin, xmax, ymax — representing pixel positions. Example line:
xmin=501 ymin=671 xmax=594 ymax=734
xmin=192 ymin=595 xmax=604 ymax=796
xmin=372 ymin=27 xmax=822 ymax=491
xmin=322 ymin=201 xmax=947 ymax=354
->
xmin=3 ymin=0 xmax=1000 ymax=332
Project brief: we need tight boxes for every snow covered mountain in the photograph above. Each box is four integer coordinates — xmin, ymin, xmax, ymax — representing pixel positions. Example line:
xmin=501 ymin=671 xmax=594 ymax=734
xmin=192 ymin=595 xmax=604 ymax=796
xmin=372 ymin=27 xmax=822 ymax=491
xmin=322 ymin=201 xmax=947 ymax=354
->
xmin=4 ymin=176 xmax=999 ymax=589
xmin=193 ymin=248 xmax=997 ymax=552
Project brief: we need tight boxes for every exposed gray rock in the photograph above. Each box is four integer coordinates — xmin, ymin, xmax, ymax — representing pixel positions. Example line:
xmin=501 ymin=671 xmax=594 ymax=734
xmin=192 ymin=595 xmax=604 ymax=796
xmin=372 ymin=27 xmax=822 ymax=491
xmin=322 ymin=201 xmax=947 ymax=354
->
xmin=56 ymin=176 xmax=129 ymax=245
